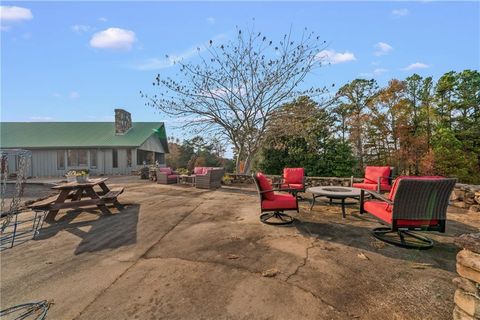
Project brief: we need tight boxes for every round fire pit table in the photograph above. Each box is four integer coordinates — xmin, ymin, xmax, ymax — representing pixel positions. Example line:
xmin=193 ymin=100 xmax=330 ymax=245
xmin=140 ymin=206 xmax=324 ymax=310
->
xmin=307 ymin=186 xmax=363 ymax=218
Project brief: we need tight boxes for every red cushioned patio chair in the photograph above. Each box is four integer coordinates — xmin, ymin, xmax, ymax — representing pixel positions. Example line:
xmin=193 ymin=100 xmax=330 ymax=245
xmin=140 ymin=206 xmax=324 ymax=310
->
xmin=279 ymin=168 xmax=306 ymax=198
xmin=352 ymin=166 xmax=395 ymax=193
xmin=359 ymin=176 xmax=456 ymax=249
xmin=252 ymin=172 xmax=298 ymax=225
xmin=156 ymin=167 xmax=179 ymax=184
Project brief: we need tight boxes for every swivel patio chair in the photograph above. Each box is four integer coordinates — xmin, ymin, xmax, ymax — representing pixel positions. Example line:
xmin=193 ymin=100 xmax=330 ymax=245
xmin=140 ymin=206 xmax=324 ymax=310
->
xmin=279 ymin=168 xmax=306 ymax=199
xmin=352 ymin=166 xmax=395 ymax=193
xmin=252 ymin=172 xmax=298 ymax=225
xmin=360 ymin=176 xmax=456 ymax=249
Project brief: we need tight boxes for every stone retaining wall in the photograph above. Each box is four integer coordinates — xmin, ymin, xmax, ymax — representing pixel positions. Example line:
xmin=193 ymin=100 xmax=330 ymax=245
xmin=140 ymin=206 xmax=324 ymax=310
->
xmin=453 ymin=233 xmax=480 ymax=319
xmin=225 ymin=174 xmax=480 ymax=213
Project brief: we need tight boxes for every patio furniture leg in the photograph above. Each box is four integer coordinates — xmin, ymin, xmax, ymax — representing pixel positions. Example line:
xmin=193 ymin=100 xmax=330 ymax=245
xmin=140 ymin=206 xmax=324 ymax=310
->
xmin=341 ymin=198 xmax=346 ymax=218
xmin=84 ymin=187 xmax=112 ymax=215
xmin=372 ymin=227 xmax=434 ymax=249
xmin=45 ymin=189 xmax=71 ymax=222
xmin=260 ymin=211 xmax=294 ymax=225
xmin=310 ymin=196 xmax=317 ymax=211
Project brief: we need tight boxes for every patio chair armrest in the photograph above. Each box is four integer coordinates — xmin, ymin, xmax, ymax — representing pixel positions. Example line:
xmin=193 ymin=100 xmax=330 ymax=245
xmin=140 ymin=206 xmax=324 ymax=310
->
xmin=368 ymin=190 xmax=393 ymax=204
xmin=258 ymin=188 xmax=289 ymax=194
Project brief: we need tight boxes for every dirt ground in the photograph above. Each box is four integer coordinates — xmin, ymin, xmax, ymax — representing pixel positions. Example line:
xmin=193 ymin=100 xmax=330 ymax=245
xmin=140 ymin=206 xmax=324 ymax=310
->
xmin=1 ymin=176 xmax=479 ymax=319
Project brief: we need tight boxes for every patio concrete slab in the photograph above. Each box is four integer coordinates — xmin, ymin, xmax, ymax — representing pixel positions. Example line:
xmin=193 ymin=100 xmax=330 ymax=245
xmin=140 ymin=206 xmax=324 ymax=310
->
xmin=1 ymin=177 xmax=480 ymax=319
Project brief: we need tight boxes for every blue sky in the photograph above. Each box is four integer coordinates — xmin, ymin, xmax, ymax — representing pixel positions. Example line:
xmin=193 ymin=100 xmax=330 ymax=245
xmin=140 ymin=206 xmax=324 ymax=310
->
xmin=2 ymin=1 xmax=479 ymax=145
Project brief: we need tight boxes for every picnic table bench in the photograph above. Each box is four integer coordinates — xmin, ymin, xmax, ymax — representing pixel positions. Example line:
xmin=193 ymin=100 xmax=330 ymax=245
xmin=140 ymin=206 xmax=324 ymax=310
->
xmin=28 ymin=178 xmax=124 ymax=222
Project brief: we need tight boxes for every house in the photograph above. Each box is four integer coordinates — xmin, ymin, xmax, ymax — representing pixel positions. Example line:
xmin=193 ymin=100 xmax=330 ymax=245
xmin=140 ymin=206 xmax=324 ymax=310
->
xmin=0 ymin=109 xmax=168 ymax=177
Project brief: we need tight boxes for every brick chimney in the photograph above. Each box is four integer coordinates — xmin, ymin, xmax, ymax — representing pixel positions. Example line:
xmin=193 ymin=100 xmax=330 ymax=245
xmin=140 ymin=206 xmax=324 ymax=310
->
xmin=114 ymin=109 xmax=132 ymax=135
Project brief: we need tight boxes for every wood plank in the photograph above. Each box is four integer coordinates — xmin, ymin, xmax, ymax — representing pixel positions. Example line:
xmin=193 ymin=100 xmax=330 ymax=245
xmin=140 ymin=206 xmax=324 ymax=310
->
xmin=51 ymin=178 xmax=109 ymax=190
xmin=28 ymin=195 xmax=59 ymax=209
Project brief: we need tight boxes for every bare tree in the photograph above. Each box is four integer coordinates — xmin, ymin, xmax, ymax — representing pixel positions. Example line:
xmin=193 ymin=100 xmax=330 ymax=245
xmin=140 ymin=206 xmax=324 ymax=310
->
xmin=141 ymin=27 xmax=327 ymax=173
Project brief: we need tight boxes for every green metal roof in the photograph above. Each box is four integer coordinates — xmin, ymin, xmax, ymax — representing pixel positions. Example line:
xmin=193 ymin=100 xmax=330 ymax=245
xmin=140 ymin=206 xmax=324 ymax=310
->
xmin=0 ymin=122 xmax=168 ymax=151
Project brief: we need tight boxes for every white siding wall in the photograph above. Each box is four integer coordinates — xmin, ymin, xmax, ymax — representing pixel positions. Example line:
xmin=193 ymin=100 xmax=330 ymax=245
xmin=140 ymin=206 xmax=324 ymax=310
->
xmin=25 ymin=146 xmax=157 ymax=177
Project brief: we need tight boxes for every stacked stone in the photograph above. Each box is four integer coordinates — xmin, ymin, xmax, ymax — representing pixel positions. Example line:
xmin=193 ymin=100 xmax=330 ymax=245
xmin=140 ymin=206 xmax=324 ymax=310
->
xmin=451 ymin=184 xmax=480 ymax=213
xmin=454 ymin=233 xmax=480 ymax=319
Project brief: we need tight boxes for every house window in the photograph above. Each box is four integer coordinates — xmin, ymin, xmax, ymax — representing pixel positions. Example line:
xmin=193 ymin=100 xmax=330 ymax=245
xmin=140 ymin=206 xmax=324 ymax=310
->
xmin=155 ymin=153 xmax=165 ymax=165
xmin=90 ymin=150 xmax=97 ymax=169
xmin=57 ymin=150 xmax=65 ymax=170
xmin=67 ymin=149 xmax=88 ymax=167
xmin=112 ymin=149 xmax=118 ymax=168
xmin=127 ymin=149 xmax=132 ymax=167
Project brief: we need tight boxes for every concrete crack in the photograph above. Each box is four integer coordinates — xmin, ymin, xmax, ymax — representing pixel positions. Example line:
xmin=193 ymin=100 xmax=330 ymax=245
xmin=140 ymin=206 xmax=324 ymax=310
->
xmin=285 ymin=239 xmax=316 ymax=282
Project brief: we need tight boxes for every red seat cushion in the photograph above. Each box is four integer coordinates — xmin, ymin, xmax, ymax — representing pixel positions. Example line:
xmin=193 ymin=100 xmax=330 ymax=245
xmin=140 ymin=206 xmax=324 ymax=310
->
xmin=364 ymin=200 xmax=439 ymax=227
xmin=364 ymin=166 xmax=391 ymax=185
xmin=283 ymin=168 xmax=304 ymax=184
xmin=167 ymin=174 xmax=178 ymax=179
xmin=262 ymin=194 xmax=297 ymax=210
xmin=256 ymin=172 xmax=275 ymax=200
xmin=352 ymin=182 xmax=391 ymax=191
xmin=281 ymin=183 xmax=304 ymax=190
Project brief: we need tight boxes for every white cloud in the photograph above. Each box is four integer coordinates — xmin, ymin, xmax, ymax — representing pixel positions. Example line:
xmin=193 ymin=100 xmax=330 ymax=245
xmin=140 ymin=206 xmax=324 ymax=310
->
xmin=374 ymin=42 xmax=393 ymax=56
xmin=207 ymin=17 xmax=215 ymax=25
xmin=402 ymin=62 xmax=429 ymax=71
xmin=69 ymin=91 xmax=80 ymax=99
xmin=134 ymin=34 xmax=227 ymax=70
xmin=72 ymin=24 xmax=91 ymax=34
xmin=0 ymin=6 xmax=33 ymax=21
xmin=90 ymin=27 xmax=136 ymax=50
xmin=392 ymin=8 xmax=409 ymax=16
xmin=98 ymin=17 xmax=108 ymax=22
xmin=373 ymin=68 xmax=389 ymax=76
xmin=30 ymin=116 xmax=53 ymax=122
xmin=316 ymin=49 xmax=356 ymax=65
xmin=360 ymin=68 xmax=389 ymax=78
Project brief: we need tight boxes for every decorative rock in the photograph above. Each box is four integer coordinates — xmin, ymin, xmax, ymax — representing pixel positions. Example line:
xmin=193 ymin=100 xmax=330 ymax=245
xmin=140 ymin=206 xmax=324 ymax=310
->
xmin=452 ymin=201 xmax=470 ymax=209
xmin=470 ymin=205 xmax=480 ymax=213
xmin=455 ymin=233 xmax=480 ymax=254
xmin=475 ymin=196 xmax=480 ymax=205
xmin=457 ymin=263 xmax=480 ymax=284
xmin=453 ymin=277 xmax=480 ymax=295
xmin=453 ymin=190 xmax=466 ymax=201
xmin=453 ymin=306 xmax=476 ymax=320
xmin=457 ymin=249 xmax=480 ymax=272
xmin=261 ymin=268 xmax=279 ymax=277
xmin=454 ymin=289 xmax=480 ymax=317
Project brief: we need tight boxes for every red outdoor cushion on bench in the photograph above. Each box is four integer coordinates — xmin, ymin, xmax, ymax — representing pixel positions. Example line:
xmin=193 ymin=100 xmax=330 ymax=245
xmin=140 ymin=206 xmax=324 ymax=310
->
xmin=261 ymin=194 xmax=298 ymax=210
xmin=168 ymin=174 xmax=178 ymax=179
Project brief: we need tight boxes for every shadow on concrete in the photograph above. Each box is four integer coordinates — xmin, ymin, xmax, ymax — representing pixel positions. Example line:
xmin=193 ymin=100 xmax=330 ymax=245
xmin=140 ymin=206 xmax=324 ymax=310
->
xmin=294 ymin=214 xmax=477 ymax=273
xmin=36 ymin=204 xmax=140 ymax=255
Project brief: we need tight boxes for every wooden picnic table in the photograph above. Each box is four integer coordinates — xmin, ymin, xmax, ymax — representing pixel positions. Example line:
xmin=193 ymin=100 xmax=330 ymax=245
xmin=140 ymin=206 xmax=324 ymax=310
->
xmin=29 ymin=178 xmax=124 ymax=222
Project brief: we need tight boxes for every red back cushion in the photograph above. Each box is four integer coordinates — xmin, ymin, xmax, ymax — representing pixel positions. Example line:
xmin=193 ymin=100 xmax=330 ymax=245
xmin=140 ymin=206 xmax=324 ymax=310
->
xmin=364 ymin=166 xmax=391 ymax=185
xmin=194 ymin=167 xmax=205 ymax=175
xmin=159 ymin=167 xmax=172 ymax=175
xmin=388 ymin=175 xmax=444 ymax=201
xmin=283 ymin=168 xmax=304 ymax=184
xmin=256 ymin=172 xmax=275 ymax=200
